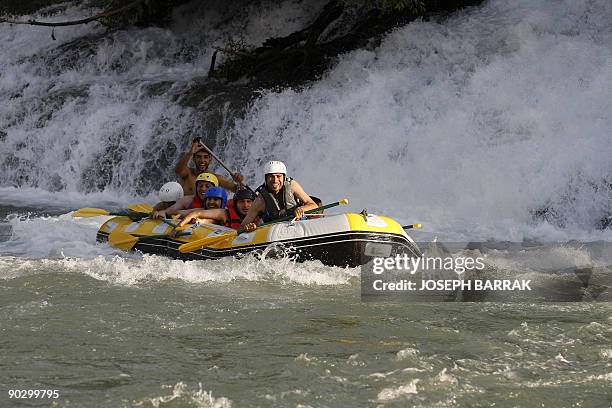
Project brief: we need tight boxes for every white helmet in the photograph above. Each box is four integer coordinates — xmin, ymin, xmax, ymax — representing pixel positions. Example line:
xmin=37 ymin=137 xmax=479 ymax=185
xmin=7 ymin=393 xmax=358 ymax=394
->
xmin=263 ymin=160 xmax=287 ymax=176
xmin=159 ymin=181 xmax=184 ymax=202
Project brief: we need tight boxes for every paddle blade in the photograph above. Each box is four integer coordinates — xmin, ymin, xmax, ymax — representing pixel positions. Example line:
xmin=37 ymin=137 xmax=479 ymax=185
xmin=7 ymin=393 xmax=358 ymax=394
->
xmin=72 ymin=208 xmax=111 ymax=217
xmin=178 ymin=231 xmax=237 ymax=253
xmin=108 ymin=230 xmax=139 ymax=251
xmin=339 ymin=198 xmax=349 ymax=205
xmin=128 ymin=203 xmax=153 ymax=214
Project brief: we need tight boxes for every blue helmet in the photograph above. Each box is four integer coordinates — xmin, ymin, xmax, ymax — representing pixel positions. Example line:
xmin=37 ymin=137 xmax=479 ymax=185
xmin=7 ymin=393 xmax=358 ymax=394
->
xmin=204 ymin=186 xmax=227 ymax=209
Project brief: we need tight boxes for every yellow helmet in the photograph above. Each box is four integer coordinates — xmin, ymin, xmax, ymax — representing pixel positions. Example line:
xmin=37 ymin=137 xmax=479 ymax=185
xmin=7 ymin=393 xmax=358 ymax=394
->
xmin=195 ymin=172 xmax=218 ymax=187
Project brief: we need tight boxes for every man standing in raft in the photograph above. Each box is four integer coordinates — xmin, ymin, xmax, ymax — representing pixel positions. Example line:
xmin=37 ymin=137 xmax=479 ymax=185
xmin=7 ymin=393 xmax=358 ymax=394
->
xmin=239 ymin=161 xmax=318 ymax=232
xmin=176 ymin=137 xmax=244 ymax=195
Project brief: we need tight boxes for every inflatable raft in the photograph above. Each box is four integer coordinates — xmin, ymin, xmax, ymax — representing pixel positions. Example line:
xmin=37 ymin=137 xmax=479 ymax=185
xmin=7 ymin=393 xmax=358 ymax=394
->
xmin=97 ymin=212 xmax=421 ymax=267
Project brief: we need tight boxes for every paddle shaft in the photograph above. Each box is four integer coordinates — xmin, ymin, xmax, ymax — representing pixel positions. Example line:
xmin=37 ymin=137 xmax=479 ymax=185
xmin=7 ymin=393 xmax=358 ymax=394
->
xmin=238 ymin=200 xmax=347 ymax=233
xmin=261 ymin=201 xmax=344 ymax=226
xmin=73 ymin=208 xmax=149 ymax=218
xmin=197 ymin=140 xmax=254 ymax=193
xmin=110 ymin=229 xmax=192 ymax=251
xmin=137 ymin=229 xmax=191 ymax=242
xmin=197 ymin=141 xmax=233 ymax=178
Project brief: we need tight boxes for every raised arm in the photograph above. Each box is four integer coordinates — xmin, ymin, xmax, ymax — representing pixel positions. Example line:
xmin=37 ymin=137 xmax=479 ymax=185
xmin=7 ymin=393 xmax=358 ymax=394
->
xmin=175 ymin=139 xmax=201 ymax=178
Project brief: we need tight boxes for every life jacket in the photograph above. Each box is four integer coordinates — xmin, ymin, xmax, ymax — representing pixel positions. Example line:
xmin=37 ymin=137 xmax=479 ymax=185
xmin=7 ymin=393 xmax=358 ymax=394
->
xmin=224 ymin=199 xmax=243 ymax=230
xmin=256 ymin=177 xmax=300 ymax=222
xmin=189 ymin=195 xmax=204 ymax=209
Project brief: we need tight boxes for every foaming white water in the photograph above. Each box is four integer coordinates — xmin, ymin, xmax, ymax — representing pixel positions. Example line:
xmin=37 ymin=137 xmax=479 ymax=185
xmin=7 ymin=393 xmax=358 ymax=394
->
xmin=0 ymin=227 xmax=358 ymax=285
xmin=2 ymin=0 xmax=611 ymax=241
xmin=75 ymin=253 xmax=357 ymax=286
xmin=0 ymin=212 xmax=118 ymax=258
xmin=0 ymin=1 xmax=322 ymax=196
xmin=482 ymin=245 xmax=601 ymax=274
xmin=226 ymin=0 xmax=612 ymax=240
xmin=0 ymin=186 xmax=150 ymax=210
xmin=0 ymin=3 xmax=194 ymax=193
xmin=377 ymin=380 xmax=419 ymax=401
xmin=135 ymin=382 xmax=232 ymax=408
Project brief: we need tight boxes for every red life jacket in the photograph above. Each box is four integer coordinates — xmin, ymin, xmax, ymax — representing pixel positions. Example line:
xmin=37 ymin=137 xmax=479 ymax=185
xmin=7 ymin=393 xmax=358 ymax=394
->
xmin=224 ymin=199 xmax=243 ymax=230
xmin=189 ymin=195 xmax=204 ymax=209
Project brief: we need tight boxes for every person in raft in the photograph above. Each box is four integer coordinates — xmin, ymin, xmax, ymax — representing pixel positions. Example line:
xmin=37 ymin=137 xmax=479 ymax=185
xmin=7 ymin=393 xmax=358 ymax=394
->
xmin=176 ymin=188 xmax=258 ymax=229
xmin=239 ymin=161 xmax=318 ymax=232
xmin=176 ymin=137 xmax=244 ymax=195
xmin=152 ymin=172 xmax=219 ymax=219
xmin=152 ymin=181 xmax=184 ymax=211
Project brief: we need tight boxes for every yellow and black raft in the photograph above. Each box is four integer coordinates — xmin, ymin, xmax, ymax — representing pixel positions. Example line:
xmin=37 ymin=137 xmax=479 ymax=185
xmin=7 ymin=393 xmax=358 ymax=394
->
xmin=96 ymin=209 xmax=421 ymax=268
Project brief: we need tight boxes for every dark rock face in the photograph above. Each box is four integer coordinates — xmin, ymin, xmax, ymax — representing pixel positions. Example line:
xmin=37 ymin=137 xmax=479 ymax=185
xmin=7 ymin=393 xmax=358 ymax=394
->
xmin=211 ymin=0 xmax=486 ymax=87
xmin=4 ymin=0 xmax=485 ymax=88
xmin=1 ymin=0 xmax=78 ymax=15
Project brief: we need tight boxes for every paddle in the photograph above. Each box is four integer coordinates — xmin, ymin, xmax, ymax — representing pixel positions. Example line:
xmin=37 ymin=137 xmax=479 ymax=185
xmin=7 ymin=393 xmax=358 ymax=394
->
xmin=72 ymin=207 xmax=150 ymax=218
xmin=196 ymin=139 xmax=255 ymax=194
xmin=402 ymin=224 xmax=422 ymax=230
xmin=127 ymin=203 xmax=154 ymax=214
xmin=178 ymin=199 xmax=349 ymax=253
xmin=127 ymin=203 xmax=180 ymax=228
xmin=73 ymin=203 xmax=181 ymax=235
xmin=72 ymin=203 xmax=154 ymax=219
xmin=72 ymin=207 xmax=124 ymax=218
xmin=108 ymin=228 xmax=191 ymax=251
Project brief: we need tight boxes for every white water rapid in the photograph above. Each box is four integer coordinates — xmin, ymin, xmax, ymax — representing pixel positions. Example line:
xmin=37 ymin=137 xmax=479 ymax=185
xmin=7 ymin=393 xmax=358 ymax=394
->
xmin=1 ymin=0 xmax=611 ymax=243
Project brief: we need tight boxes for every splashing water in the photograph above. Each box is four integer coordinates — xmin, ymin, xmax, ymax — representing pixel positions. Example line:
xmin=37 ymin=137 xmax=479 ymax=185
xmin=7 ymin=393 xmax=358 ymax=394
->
xmin=225 ymin=0 xmax=612 ymax=239
xmin=1 ymin=0 xmax=611 ymax=241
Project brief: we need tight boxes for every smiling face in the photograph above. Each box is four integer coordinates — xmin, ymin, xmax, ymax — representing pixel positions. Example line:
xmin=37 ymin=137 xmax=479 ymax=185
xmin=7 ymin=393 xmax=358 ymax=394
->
xmin=196 ymin=181 xmax=215 ymax=199
xmin=265 ymin=173 xmax=284 ymax=194
xmin=235 ymin=198 xmax=253 ymax=216
xmin=193 ymin=150 xmax=211 ymax=172
xmin=205 ymin=197 xmax=222 ymax=209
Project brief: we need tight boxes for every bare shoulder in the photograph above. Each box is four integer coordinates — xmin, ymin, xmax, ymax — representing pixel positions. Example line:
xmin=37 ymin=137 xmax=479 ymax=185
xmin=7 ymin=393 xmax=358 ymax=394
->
xmin=291 ymin=179 xmax=308 ymax=195
xmin=174 ymin=195 xmax=193 ymax=209
xmin=291 ymin=180 xmax=314 ymax=204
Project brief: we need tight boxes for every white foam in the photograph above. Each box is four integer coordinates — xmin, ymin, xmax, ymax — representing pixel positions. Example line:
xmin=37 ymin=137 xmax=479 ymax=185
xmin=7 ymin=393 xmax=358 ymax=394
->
xmin=436 ymin=368 xmax=459 ymax=385
xmin=396 ymin=347 xmax=420 ymax=361
xmin=0 ymin=212 xmax=116 ymax=258
xmin=225 ymin=0 xmax=612 ymax=241
xmin=600 ymin=349 xmax=612 ymax=360
xmin=482 ymin=244 xmax=599 ymax=274
xmin=0 ymin=248 xmax=357 ymax=286
xmin=135 ymin=382 xmax=232 ymax=408
xmin=377 ymin=379 xmax=419 ymax=401
xmin=1 ymin=0 xmax=611 ymax=241
xmin=0 ymin=2 xmax=323 ymax=197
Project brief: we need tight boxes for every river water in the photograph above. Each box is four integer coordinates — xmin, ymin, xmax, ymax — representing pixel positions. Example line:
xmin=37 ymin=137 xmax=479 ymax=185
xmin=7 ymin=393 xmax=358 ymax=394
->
xmin=0 ymin=203 xmax=611 ymax=407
